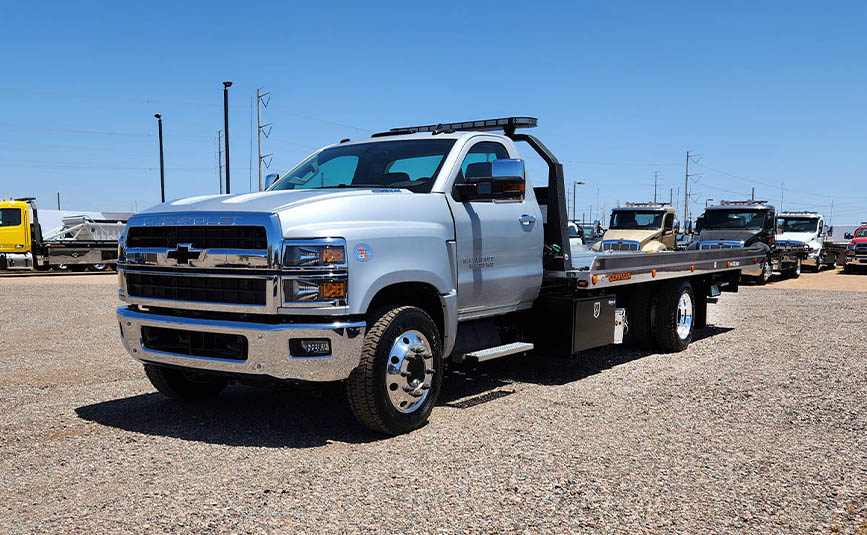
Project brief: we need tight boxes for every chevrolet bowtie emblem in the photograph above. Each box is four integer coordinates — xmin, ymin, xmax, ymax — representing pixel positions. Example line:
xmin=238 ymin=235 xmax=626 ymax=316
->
xmin=166 ymin=244 xmax=203 ymax=265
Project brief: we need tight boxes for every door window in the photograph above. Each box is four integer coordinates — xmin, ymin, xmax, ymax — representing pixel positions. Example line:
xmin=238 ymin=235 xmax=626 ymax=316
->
xmin=456 ymin=142 xmax=510 ymax=182
xmin=663 ymin=213 xmax=674 ymax=232
xmin=0 ymin=208 xmax=22 ymax=227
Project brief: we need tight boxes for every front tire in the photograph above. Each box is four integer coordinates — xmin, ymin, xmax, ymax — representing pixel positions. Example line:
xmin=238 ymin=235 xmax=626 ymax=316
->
xmin=789 ymin=258 xmax=801 ymax=279
xmin=346 ymin=306 xmax=443 ymax=435
xmin=651 ymin=280 xmax=695 ymax=352
xmin=144 ymin=364 xmax=228 ymax=401
xmin=755 ymin=260 xmax=771 ymax=285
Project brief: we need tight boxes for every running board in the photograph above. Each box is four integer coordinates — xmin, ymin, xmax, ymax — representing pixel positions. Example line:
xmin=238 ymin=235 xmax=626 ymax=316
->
xmin=464 ymin=342 xmax=534 ymax=363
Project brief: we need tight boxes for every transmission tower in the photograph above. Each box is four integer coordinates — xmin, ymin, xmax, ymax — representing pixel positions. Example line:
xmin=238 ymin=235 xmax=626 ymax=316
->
xmin=684 ymin=151 xmax=702 ymax=220
xmin=257 ymin=88 xmax=273 ymax=191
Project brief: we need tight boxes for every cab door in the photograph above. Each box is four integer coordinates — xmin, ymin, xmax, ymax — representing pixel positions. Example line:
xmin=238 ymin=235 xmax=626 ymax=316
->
xmin=445 ymin=139 xmax=543 ymax=319
xmin=662 ymin=212 xmax=676 ymax=249
xmin=0 ymin=204 xmax=29 ymax=254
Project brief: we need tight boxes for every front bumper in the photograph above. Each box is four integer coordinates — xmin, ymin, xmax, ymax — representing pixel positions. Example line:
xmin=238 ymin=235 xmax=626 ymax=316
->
xmin=117 ymin=307 xmax=365 ymax=382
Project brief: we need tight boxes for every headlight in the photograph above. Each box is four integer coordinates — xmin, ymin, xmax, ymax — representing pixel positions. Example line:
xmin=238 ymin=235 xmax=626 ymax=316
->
xmin=283 ymin=241 xmax=346 ymax=268
xmin=283 ymin=277 xmax=347 ymax=303
xmin=281 ymin=238 xmax=348 ymax=306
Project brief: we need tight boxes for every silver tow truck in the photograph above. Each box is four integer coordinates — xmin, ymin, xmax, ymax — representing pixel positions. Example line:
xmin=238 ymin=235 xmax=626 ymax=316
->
xmin=117 ymin=116 xmax=765 ymax=434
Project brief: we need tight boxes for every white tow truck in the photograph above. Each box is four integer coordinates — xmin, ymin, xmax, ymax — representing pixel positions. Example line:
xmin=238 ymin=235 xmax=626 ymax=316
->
xmin=116 ymin=117 xmax=764 ymax=434
xmin=776 ymin=211 xmax=835 ymax=272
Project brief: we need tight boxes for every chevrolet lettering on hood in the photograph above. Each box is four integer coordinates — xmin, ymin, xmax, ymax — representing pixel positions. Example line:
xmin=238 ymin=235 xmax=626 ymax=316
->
xmin=142 ymin=215 xmax=244 ymax=226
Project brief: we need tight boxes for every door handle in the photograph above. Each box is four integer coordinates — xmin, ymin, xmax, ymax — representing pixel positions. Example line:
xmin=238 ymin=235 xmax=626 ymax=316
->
xmin=519 ymin=215 xmax=536 ymax=226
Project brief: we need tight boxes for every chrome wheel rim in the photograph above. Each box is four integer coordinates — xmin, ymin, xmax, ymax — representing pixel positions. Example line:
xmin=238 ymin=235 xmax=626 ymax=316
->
xmin=762 ymin=262 xmax=771 ymax=282
xmin=93 ymin=263 xmax=107 ymax=271
xmin=385 ymin=330 xmax=434 ymax=414
xmin=795 ymin=259 xmax=801 ymax=275
xmin=676 ymin=292 xmax=693 ymax=340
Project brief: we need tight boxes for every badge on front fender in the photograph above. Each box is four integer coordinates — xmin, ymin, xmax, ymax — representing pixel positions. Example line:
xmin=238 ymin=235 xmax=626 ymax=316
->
xmin=353 ymin=243 xmax=372 ymax=262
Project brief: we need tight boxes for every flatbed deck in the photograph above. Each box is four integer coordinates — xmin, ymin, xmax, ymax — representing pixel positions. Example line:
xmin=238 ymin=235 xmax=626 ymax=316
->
xmin=545 ymin=247 xmax=766 ymax=290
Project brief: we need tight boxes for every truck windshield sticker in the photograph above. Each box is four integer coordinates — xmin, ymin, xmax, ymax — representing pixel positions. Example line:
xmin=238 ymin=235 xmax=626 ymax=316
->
xmin=353 ymin=243 xmax=372 ymax=262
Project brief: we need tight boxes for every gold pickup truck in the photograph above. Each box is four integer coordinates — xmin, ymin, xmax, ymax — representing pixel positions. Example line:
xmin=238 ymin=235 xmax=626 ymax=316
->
xmin=592 ymin=203 xmax=678 ymax=253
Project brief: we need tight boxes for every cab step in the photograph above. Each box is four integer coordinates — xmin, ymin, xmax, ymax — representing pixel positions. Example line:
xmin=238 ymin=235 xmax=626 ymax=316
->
xmin=464 ymin=342 xmax=534 ymax=363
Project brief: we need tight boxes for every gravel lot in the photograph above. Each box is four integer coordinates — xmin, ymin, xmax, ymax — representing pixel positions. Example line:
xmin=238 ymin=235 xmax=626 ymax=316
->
xmin=2 ymin=271 xmax=865 ymax=534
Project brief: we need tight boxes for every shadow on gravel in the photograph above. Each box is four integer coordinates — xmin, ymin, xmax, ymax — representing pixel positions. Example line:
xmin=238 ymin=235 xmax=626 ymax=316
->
xmin=75 ymin=382 xmax=383 ymax=448
xmin=438 ymin=325 xmax=734 ymax=406
xmin=76 ymin=326 xmax=733 ymax=445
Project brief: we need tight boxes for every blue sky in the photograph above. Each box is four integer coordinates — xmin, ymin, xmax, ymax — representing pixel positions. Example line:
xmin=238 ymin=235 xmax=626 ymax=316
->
xmin=1 ymin=0 xmax=866 ymax=224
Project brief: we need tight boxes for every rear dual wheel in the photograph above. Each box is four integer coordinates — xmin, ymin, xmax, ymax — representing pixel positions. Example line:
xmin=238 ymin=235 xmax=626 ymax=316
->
xmin=651 ymin=280 xmax=696 ymax=352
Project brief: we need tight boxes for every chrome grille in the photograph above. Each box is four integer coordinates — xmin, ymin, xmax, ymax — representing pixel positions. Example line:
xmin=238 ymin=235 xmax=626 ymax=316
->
xmin=600 ymin=240 xmax=640 ymax=252
xmin=700 ymin=241 xmax=743 ymax=250
xmin=126 ymin=225 xmax=267 ymax=250
xmin=126 ymin=272 xmax=267 ymax=305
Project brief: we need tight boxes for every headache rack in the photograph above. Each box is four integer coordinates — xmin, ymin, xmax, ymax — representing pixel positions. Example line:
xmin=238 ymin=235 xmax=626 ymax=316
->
xmin=372 ymin=116 xmax=538 ymax=137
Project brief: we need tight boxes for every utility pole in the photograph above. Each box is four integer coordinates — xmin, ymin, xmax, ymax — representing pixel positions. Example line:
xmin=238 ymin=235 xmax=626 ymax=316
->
xmin=780 ymin=181 xmax=784 ymax=212
xmin=56 ymin=192 xmax=60 ymax=210
xmin=653 ymin=171 xmax=659 ymax=203
xmin=669 ymin=188 xmax=673 ymax=206
xmin=829 ymin=200 xmax=834 ymax=227
xmin=217 ymin=130 xmax=224 ymax=194
xmin=256 ymin=88 xmax=273 ymax=191
xmin=154 ymin=114 xmax=165 ymax=202
xmin=222 ymin=81 xmax=232 ymax=194
xmin=685 ymin=151 xmax=701 ymax=221
xmin=751 ymin=187 xmax=755 ymax=201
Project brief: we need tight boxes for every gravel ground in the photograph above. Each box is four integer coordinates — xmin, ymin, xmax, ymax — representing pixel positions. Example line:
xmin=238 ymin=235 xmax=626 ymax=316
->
xmin=1 ymin=273 xmax=865 ymax=534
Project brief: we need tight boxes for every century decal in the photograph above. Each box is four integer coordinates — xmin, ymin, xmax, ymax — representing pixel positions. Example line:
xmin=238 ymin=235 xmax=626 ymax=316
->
xmin=607 ymin=271 xmax=633 ymax=282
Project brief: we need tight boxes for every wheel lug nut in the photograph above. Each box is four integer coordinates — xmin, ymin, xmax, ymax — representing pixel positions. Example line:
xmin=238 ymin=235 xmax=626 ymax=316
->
xmin=425 ymin=368 xmax=435 ymax=375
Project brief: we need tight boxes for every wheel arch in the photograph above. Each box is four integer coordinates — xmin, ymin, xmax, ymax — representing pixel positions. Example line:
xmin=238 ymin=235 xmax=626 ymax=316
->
xmin=364 ymin=280 xmax=451 ymax=354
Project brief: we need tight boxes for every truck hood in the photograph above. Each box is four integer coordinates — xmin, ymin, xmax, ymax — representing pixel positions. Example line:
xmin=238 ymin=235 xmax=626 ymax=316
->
xmin=138 ymin=188 xmax=455 ymax=239
xmin=144 ymin=189 xmax=384 ymax=215
xmin=851 ymin=237 xmax=867 ymax=246
xmin=778 ymin=231 xmax=820 ymax=249
xmin=697 ymin=229 xmax=758 ymax=244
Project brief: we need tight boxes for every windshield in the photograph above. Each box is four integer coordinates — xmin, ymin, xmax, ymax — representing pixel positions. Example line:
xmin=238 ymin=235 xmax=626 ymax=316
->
xmin=269 ymin=139 xmax=456 ymax=193
xmin=0 ymin=208 xmax=22 ymax=227
xmin=609 ymin=210 xmax=664 ymax=230
xmin=778 ymin=218 xmax=818 ymax=233
xmin=703 ymin=210 xmax=766 ymax=230
xmin=857 ymin=228 xmax=867 ymax=238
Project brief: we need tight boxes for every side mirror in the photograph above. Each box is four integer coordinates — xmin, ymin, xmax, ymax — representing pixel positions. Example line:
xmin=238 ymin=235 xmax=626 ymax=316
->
xmin=672 ymin=220 xmax=680 ymax=234
xmin=685 ymin=220 xmax=693 ymax=234
xmin=845 ymin=232 xmax=854 ymax=239
xmin=264 ymin=173 xmax=280 ymax=190
xmin=454 ymin=159 xmax=525 ymax=202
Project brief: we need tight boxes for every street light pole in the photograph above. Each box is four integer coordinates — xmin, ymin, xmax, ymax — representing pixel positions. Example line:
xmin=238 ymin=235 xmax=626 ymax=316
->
xmin=222 ymin=81 xmax=232 ymax=194
xmin=572 ymin=180 xmax=585 ymax=222
xmin=154 ymin=114 xmax=165 ymax=203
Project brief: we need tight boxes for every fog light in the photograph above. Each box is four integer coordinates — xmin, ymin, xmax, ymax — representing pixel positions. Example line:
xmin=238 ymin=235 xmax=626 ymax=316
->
xmin=290 ymin=338 xmax=331 ymax=357
xmin=320 ymin=281 xmax=346 ymax=299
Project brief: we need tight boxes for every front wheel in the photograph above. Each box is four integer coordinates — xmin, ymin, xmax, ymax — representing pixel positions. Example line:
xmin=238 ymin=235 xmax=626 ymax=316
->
xmin=789 ymin=258 xmax=801 ymax=279
xmin=651 ymin=280 xmax=695 ymax=352
xmin=755 ymin=260 xmax=771 ymax=285
xmin=346 ymin=306 xmax=443 ymax=435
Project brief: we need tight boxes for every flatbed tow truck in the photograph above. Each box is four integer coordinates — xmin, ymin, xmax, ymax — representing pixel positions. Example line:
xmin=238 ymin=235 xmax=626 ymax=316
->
xmin=115 ymin=116 xmax=764 ymax=434
xmin=1 ymin=197 xmax=127 ymax=271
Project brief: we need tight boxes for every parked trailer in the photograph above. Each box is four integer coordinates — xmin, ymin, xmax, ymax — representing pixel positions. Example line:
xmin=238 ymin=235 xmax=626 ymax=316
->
xmin=115 ymin=116 xmax=764 ymax=434
xmin=0 ymin=198 xmax=126 ymax=271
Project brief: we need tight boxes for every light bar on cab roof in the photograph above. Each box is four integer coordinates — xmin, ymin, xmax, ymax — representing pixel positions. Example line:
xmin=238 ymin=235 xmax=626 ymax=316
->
xmin=373 ymin=117 xmax=538 ymax=137
xmin=622 ymin=202 xmax=670 ymax=208
xmin=719 ymin=200 xmax=768 ymax=206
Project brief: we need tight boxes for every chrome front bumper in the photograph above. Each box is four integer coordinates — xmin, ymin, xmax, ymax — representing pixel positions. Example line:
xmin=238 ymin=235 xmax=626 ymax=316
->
xmin=117 ymin=307 xmax=365 ymax=382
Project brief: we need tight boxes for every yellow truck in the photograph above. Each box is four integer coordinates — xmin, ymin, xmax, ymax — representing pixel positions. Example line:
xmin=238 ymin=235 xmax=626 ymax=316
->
xmin=0 ymin=197 xmax=127 ymax=271
xmin=592 ymin=202 xmax=678 ymax=253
